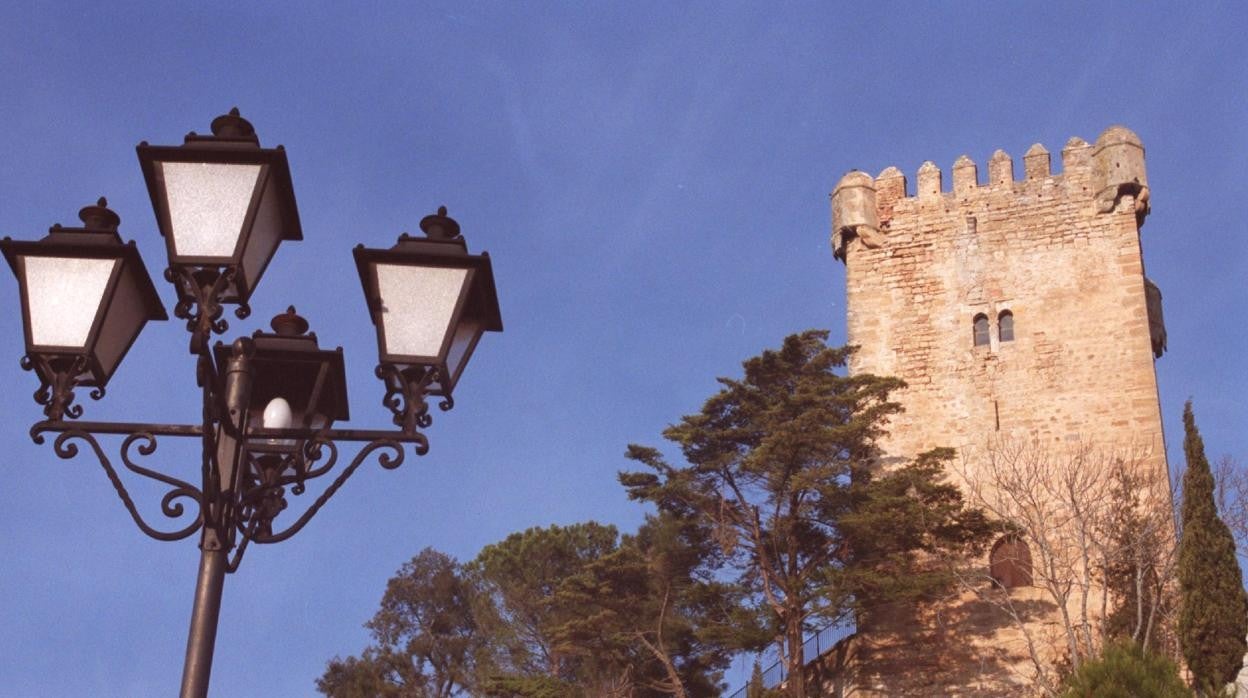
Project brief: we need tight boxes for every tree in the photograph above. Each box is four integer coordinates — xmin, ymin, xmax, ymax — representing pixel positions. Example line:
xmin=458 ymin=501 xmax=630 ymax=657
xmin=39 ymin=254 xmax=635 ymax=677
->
xmin=1176 ymin=401 xmax=1247 ymax=693
xmin=552 ymin=513 xmax=756 ymax=697
xmin=318 ymin=650 xmax=406 ymax=698
xmin=321 ymin=519 xmax=744 ymax=698
xmin=1060 ymin=640 xmax=1192 ymax=698
xmin=1102 ymin=458 xmax=1177 ymax=655
xmin=471 ymin=521 xmax=624 ymax=695
xmin=952 ymin=440 xmax=1177 ymax=694
xmin=317 ymin=548 xmax=481 ymax=698
xmin=621 ymin=330 xmax=993 ymax=697
xmin=745 ymin=660 xmax=780 ymax=698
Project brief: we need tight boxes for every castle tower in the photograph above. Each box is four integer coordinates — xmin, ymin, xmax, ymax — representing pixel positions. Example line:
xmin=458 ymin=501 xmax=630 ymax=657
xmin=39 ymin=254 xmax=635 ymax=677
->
xmin=828 ymin=126 xmax=1170 ymax=694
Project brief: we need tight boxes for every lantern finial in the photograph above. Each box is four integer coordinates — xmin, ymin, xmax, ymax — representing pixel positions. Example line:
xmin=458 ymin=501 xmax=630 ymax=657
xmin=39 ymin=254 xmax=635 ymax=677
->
xmin=419 ymin=206 xmax=461 ymax=241
xmin=210 ymin=108 xmax=257 ymax=141
xmin=77 ymin=198 xmax=121 ymax=232
xmin=270 ymin=306 xmax=310 ymax=337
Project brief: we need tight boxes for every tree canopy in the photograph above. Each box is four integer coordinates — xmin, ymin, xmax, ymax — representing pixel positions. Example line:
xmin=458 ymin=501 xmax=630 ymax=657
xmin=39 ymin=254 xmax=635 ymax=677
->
xmin=317 ymin=548 xmax=480 ymax=698
xmin=320 ymin=331 xmax=996 ymax=697
xmin=621 ymin=330 xmax=993 ymax=697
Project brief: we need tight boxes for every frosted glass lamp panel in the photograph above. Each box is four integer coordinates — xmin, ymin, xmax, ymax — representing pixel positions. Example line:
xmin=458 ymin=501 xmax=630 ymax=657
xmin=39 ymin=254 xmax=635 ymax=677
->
xmin=375 ymin=264 xmax=469 ymax=358
xmin=161 ymin=161 xmax=262 ymax=258
xmin=23 ymin=256 xmax=117 ymax=348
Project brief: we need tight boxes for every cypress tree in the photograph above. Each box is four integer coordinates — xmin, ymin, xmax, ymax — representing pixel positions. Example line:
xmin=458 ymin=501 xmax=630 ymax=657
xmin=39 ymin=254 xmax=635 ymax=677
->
xmin=1176 ymin=401 xmax=1247 ymax=692
xmin=746 ymin=660 xmax=766 ymax=698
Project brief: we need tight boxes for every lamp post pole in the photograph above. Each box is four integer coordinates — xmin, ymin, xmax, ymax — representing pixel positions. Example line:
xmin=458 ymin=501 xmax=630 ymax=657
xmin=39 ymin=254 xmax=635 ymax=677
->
xmin=0 ymin=110 xmax=503 ymax=696
xmin=181 ymin=337 xmax=251 ymax=698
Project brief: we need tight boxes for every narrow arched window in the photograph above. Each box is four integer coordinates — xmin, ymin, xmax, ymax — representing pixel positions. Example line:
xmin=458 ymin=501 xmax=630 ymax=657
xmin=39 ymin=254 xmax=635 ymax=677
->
xmin=973 ymin=314 xmax=990 ymax=347
xmin=990 ymin=535 xmax=1032 ymax=589
xmin=998 ymin=310 xmax=1014 ymax=342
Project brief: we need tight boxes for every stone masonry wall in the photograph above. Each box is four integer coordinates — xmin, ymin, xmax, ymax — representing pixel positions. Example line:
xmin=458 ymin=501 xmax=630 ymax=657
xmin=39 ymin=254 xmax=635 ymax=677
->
xmin=826 ymin=126 xmax=1170 ymax=695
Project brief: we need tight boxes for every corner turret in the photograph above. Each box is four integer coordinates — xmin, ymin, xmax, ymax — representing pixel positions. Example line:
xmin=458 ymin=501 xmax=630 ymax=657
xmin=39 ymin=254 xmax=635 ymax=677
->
xmin=1093 ymin=125 xmax=1149 ymax=224
xmin=831 ymin=171 xmax=880 ymax=261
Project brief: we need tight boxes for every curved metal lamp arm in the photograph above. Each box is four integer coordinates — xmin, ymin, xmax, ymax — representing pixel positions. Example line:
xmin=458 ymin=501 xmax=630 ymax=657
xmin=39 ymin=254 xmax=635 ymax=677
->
xmin=245 ymin=433 xmax=424 ymax=546
xmin=30 ymin=424 xmax=204 ymax=542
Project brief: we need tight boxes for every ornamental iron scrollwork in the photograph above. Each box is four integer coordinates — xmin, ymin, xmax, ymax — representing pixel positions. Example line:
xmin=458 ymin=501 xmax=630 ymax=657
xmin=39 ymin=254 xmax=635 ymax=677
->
xmin=245 ymin=438 xmax=409 ymax=546
xmin=20 ymin=354 xmax=102 ymax=421
xmin=376 ymin=363 xmax=454 ymax=433
xmin=30 ymin=424 xmax=203 ymax=542
xmin=164 ymin=267 xmax=252 ymax=354
xmin=28 ymin=417 xmax=428 ymax=569
xmin=23 ymin=309 xmax=440 ymax=575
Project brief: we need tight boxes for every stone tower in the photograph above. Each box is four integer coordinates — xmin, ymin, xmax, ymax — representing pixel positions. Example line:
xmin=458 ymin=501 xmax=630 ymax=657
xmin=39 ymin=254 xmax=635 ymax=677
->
xmin=828 ymin=126 xmax=1170 ymax=694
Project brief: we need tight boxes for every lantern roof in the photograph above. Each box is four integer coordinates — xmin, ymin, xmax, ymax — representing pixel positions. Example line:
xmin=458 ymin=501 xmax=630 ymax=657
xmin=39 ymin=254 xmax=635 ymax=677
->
xmin=352 ymin=212 xmax=502 ymax=337
xmin=136 ymin=108 xmax=302 ymax=245
xmin=0 ymin=197 xmax=168 ymax=324
xmin=212 ymin=307 xmax=350 ymax=424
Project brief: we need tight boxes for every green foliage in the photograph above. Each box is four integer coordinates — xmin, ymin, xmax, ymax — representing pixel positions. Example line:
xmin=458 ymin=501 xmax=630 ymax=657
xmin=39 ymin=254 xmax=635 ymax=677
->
xmin=1101 ymin=462 xmax=1172 ymax=651
xmin=1177 ymin=401 xmax=1248 ymax=692
xmin=1059 ymin=641 xmax=1192 ymax=698
xmin=745 ymin=660 xmax=781 ymax=698
xmin=471 ymin=521 xmax=620 ymax=686
xmin=551 ymin=513 xmax=750 ymax=696
xmin=317 ymin=650 xmax=404 ymax=698
xmin=621 ymin=330 xmax=994 ymax=697
xmin=475 ymin=519 xmax=741 ymax=696
xmin=837 ymin=447 xmax=994 ymax=607
xmin=477 ymin=674 xmax=578 ymax=697
xmin=316 ymin=548 xmax=481 ymax=698
xmin=321 ymin=520 xmax=742 ymax=697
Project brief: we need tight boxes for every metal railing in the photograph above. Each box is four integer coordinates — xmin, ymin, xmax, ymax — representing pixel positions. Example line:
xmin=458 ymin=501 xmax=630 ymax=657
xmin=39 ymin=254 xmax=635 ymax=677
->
xmin=724 ymin=622 xmax=853 ymax=697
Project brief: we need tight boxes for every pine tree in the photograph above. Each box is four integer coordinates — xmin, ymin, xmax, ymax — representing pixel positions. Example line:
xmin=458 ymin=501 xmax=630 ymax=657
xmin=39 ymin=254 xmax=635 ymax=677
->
xmin=317 ymin=548 xmax=481 ymax=698
xmin=1176 ymin=401 xmax=1248 ymax=693
xmin=621 ymin=330 xmax=993 ymax=698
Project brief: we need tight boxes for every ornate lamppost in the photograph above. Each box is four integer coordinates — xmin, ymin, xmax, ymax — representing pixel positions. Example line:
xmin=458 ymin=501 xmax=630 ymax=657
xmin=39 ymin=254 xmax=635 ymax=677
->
xmin=0 ymin=110 xmax=502 ymax=697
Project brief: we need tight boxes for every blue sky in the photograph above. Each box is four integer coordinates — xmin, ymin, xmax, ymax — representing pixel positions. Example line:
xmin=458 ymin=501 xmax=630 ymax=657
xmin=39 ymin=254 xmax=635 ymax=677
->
xmin=0 ymin=3 xmax=1244 ymax=696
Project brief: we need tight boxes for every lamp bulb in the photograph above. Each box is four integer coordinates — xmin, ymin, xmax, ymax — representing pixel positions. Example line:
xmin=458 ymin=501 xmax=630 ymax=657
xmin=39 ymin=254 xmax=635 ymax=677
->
xmin=262 ymin=397 xmax=293 ymax=430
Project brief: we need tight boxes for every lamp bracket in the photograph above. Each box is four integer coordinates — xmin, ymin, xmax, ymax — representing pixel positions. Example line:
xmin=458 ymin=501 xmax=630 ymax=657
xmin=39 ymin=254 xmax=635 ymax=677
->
xmin=165 ymin=267 xmax=252 ymax=354
xmin=29 ymin=426 xmax=204 ymax=541
xmin=28 ymin=417 xmax=428 ymax=568
xmin=20 ymin=354 xmax=103 ymax=421
xmin=375 ymin=363 xmax=455 ymax=434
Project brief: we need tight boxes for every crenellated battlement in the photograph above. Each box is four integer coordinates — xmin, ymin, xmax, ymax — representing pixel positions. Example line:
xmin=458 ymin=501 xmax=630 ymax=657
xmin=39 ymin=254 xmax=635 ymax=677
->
xmin=831 ymin=126 xmax=1149 ymax=261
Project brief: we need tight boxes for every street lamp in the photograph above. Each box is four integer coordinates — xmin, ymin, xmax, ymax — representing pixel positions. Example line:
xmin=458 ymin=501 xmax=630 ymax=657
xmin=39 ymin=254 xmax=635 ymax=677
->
xmin=137 ymin=107 xmax=302 ymax=353
xmin=354 ymin=206 xmax=502 ymax=431
xmin=1 ymin=197 xmax=167 ymax=420
xmin=1 ymin=110 xmax=502 ymax=698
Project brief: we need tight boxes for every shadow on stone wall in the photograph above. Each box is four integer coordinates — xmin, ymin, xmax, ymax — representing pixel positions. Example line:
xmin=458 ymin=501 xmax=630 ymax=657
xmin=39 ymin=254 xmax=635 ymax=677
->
xmin=812 ymin=592 xmax=1058 ymax=697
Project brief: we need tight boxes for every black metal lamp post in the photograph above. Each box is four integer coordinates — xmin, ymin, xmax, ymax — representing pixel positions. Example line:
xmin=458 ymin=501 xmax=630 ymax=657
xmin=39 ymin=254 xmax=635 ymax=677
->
xmin=1 ymin=111 xmax=502 ymax=698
